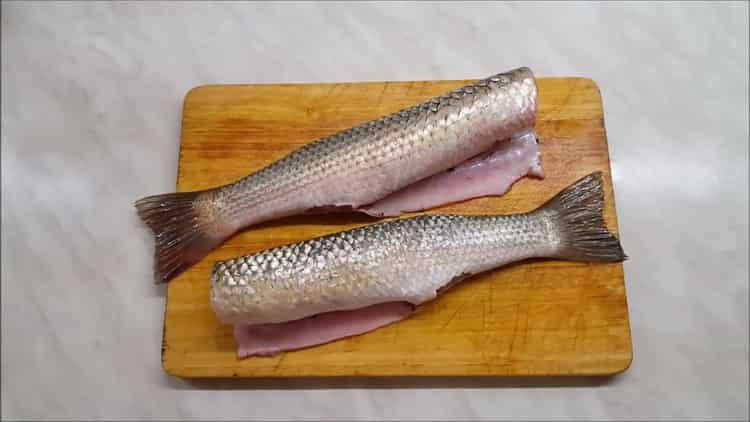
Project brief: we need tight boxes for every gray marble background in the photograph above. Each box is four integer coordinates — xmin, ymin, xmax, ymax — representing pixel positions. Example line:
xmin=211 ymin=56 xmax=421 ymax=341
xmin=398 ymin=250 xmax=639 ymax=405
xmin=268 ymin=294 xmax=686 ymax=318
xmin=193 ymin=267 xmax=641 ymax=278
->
xmin=2 ymin=1 xmax=748 ymax=420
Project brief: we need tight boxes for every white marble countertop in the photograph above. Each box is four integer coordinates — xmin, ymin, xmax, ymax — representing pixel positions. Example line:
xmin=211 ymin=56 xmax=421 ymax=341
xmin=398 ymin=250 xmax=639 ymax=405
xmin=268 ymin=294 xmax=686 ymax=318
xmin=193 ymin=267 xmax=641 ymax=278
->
xmin=2 ymin=2 xmax=748 ymax=420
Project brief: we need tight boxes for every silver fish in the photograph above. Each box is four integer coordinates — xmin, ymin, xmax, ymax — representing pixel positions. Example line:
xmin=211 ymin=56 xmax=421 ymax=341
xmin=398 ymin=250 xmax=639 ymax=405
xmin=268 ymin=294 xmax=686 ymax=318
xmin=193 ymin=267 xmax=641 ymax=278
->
xmin=135 ymin=67 xmax=540 ymax=283
xmin=209 ymin=172 xmax=627 ymax=358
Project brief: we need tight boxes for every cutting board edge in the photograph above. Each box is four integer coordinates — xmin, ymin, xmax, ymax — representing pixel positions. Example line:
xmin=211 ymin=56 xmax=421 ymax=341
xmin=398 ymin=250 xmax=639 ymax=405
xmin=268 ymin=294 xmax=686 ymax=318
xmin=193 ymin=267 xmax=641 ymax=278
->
xmin=161 ymin=353 xmax=634 ymax=379
xmin=177 ymin=76 xmax=605 ymax=127
xmin=180 ymin=75 xmax=599 ymax=96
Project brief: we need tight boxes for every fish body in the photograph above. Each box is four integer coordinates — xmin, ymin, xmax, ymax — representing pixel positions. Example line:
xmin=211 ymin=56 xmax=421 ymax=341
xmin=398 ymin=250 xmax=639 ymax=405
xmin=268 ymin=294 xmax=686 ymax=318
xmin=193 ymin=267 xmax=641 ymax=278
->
xmin=209 ymin=172 xmax=626 ymax=358
xmin=213 ymin=213 xmax=552 ymax=325
xmin=135 ymin=67 xmax=540 ymax=283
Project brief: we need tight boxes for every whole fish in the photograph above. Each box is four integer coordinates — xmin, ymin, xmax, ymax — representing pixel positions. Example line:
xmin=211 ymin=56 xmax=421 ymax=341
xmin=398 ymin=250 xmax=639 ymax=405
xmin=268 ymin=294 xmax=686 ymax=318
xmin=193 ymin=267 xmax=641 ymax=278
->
xmin=209 ymin=172 xmax=627 ymax=358
xmin=135 ymin=67 xmax=541 ymax=283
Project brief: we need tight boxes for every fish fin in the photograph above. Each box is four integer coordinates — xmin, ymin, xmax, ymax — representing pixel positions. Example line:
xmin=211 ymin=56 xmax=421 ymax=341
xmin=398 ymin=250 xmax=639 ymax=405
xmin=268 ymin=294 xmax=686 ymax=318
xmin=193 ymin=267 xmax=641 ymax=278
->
xmin=135 ymin=190 xmax=228 ymax=284
xmin=537 ymin=172 xmax=627 ymax=263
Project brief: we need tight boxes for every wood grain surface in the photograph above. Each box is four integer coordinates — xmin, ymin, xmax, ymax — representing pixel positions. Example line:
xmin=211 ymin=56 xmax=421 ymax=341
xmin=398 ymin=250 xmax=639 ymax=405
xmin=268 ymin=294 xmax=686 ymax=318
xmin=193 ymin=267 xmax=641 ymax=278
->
xmin=161 ymin=76 xmax=632 ymax=378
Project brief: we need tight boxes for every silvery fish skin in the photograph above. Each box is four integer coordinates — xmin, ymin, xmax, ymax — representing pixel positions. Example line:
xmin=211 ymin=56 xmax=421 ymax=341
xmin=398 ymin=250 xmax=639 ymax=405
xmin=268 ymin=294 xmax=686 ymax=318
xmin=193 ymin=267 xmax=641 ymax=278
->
xmin=213 ymin=213 xmax=554 ymax=325
xmin=209 ymin=172 xmax=627 ymax=358
xmin=135 ymin=67 xmax=539 ymax=283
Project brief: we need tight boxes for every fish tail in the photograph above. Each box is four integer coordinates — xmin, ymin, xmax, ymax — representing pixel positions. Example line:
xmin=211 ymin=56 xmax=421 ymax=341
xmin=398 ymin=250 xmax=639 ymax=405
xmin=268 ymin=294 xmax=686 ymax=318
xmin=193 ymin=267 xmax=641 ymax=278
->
xmin=135 ymin=189 xmax=229 ymax=284
xmin=537 ymin=172 xmax=627 ymax=263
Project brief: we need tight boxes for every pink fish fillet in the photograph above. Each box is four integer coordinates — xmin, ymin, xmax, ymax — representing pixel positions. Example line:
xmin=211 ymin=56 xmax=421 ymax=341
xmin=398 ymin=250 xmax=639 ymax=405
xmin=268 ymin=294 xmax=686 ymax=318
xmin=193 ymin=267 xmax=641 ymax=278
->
xmin=361 ymin=130 xmax=543 ymax=217
xmin=234 ymin=302 xmax=415 ymax=358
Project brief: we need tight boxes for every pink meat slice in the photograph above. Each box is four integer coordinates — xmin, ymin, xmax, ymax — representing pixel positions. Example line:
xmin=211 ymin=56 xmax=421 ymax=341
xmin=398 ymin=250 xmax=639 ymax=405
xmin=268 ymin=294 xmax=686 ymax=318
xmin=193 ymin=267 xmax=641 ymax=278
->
xmin=234 ymin=302 xmax=415 ymax=358
xmin=360 ymin=130 xmax=543 ymax=217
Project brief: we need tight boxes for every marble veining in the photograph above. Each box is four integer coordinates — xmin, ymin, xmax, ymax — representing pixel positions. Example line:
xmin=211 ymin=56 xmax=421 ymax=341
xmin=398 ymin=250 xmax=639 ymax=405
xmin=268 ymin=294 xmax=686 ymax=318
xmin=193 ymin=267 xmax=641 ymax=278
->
xmin=1 ymin=1 xmax=748 ymax=420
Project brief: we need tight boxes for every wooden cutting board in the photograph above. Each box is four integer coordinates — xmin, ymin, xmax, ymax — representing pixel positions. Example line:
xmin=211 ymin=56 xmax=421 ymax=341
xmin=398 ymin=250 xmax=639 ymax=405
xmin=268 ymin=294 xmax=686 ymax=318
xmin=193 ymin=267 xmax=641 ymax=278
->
xmin=162 ymin=75 xmax=632 ymax=378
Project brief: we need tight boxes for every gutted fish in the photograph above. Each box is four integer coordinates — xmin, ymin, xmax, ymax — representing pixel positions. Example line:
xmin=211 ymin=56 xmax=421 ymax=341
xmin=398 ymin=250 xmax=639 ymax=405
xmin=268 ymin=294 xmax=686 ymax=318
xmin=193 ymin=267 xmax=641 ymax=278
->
xmin=209 ymin=172 xmax=627 ymax=358
xmin=135 ymin=67 xmax=540 ymax=283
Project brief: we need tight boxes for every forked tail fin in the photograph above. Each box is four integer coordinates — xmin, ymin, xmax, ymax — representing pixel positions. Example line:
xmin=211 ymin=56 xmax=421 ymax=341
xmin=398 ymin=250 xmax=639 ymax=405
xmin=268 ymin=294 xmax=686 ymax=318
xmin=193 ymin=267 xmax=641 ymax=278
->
xmin=135 ymin=190 xmax=227 ymax=283
xmin=536 ymin=172 xmax=627 ymax=263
